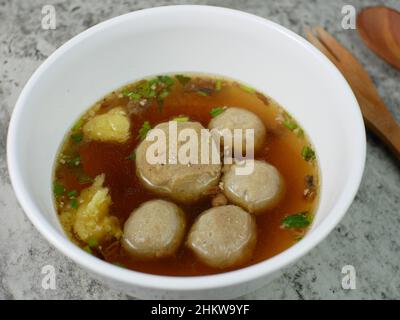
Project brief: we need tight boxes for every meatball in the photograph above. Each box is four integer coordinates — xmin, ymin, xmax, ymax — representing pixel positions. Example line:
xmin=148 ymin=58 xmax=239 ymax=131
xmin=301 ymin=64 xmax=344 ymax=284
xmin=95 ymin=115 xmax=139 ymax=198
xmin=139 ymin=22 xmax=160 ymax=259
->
xmin=186 ymin=205 xmax=257 ymax=268
xmin=83 ymin=107 xmax=130 ymax=143
xmin=135 ymin=121 xmax=221 ymax=203
xmin=222 ymin=160 xmax=284 ymax=214
xmin=122 ymin=199 xmax=186 ymax=260
xmin=208 ymin=107 xmax=266 ymax=154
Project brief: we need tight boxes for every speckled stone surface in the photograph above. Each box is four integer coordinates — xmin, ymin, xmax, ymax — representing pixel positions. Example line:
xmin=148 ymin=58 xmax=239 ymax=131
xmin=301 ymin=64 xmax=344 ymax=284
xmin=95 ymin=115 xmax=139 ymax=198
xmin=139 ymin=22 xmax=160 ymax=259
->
xmin=1 ymin=0 xmax=399 ymax=300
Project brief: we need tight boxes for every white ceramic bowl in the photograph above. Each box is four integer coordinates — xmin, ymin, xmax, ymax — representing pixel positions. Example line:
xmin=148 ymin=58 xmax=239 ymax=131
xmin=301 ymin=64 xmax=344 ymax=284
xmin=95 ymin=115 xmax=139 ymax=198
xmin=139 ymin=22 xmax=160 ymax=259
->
xmin=7 ymin=5 xmax=366 ymax=299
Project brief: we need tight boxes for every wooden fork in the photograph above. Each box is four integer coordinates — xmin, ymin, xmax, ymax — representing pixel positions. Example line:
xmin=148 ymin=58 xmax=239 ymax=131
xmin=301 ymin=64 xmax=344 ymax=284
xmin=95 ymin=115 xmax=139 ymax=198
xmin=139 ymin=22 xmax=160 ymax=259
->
xmin=305 ymin=26 xmax=400 ymax=160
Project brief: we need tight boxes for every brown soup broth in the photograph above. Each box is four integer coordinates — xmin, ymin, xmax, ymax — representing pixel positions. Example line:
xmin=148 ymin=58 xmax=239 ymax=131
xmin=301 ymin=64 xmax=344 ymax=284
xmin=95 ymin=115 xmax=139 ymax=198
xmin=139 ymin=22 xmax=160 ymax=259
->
xmin=53 ymin=74 xmax=319 ymax=276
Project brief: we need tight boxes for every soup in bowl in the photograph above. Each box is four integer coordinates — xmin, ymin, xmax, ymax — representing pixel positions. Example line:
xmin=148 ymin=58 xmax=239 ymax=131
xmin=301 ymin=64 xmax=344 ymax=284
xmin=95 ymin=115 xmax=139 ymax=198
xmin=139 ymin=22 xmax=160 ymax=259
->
xmin=7 ymin=6 xmax=365 ymax=299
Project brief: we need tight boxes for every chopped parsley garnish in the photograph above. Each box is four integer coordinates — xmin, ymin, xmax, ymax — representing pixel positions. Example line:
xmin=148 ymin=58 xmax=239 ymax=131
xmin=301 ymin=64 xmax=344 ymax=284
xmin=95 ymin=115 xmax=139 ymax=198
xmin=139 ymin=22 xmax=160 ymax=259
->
xmin=71 ymin=132 xmax=83 ymax=144
xmin=301 ymin=146 xmax=316 ymax=161
xmin=210 ymin=107 xmax=225 ymax=118
xmin=53 ymin=182 xmax=65 ymax=197
xmin=70 ymin=198 xmax=78 ymax=209
xmin=240 ymin=84 xmax=255 ymax=93
xmin=282 ymin=212 xmax=312 ymax=229
xmin=175 ymin=74 xmax=191 ymax=86
xmin=215 ymin=79 xmax=222 ymax=91
xmin=138 ymin=121 xmax=151 ymax=140
xmin=173 ymin=116 xmax=189 ymax=122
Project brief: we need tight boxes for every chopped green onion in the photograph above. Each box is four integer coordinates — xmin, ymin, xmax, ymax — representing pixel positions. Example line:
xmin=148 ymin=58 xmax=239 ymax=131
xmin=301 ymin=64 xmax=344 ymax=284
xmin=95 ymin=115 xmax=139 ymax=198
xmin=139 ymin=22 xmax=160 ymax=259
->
xmin=67 ymin=190 xmax=78 ymax=198
xmin=282 ymin=212 xmax=312 ymax=229
xmin=71 ymin=132 xmax=83 ymax=144
xmin=240 ymin=84 xmax=255 ymax=93
xmin=294 ymin=127 xmax=304 ymax=137
xmin=53 ymin=182 xmax=65 ymax=197
xmin=175 ymin=74 xmax=191 ymax=86
xmin=77 ymin=173 xmax=93 ymax=184
xmin=210 ymin=107 xmax=225 ymax=118
xmin=113 ymin=262 xmax=127 ymax=268
xmin=196 ymin=88 xmax=212 ymax=97
xmin=83 ymin=246 xmax=93 ymax=254
xmin=172 ymin=116 xmax=189 ymax=122
xmin=197 ymin=91 xmax=208 ymax=96
xmin=72 ymin=118 xmax=85 ymax=131
xmin=215 ymin=79 xmax=222 ymax=91
xmin=126 ymin=92 xmax=142 ymax=100
xmin=67 ymin=155 xmax=81 ymax=167
xmin=126 ymin=150 xmax=136 ymax=161
xmin=301 ymin=146 xmax=316 ymax=161
xmin=134 ymin=80 xmax=157 ymax=99
xmin=283 ymin=119 xmax=298 ymax=131
xmin=70 ymin=198 xmax=78 ymax=209
xmin=157 ymin=75 xmax=174 ymax=86
xmin=123 ymin=75 xmax=175 ymax=108
xmin=157 ymin=89 xmax=170 ymax=112
xmin=87 ymin=238 xmax=98 ymax=248
xmin=158 ymin=89 xmax=170 ymax=100
xmin=281 ymin=113 xmax=304 ymax=137
xmin=138 ymin=121 xmax=152 ymax=140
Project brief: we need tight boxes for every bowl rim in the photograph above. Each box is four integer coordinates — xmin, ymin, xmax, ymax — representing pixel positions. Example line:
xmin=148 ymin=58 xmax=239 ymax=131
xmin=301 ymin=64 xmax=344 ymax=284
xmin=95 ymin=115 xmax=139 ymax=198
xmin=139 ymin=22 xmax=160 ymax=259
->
xmin=7 ymin=5 xmax=366 ymax=291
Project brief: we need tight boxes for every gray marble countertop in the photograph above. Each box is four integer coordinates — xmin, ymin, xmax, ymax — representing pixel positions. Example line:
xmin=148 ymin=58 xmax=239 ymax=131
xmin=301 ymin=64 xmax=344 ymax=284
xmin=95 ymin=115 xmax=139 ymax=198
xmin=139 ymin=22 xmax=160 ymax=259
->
xmin=1 ymin=0 xmax=399 ymax=300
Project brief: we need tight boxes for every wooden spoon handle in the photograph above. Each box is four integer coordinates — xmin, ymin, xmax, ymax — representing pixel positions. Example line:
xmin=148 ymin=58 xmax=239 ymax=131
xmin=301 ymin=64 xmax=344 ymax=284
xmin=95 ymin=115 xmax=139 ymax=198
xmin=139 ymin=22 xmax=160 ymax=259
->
xmin=358 ymin=93 xmax=400 ymax=159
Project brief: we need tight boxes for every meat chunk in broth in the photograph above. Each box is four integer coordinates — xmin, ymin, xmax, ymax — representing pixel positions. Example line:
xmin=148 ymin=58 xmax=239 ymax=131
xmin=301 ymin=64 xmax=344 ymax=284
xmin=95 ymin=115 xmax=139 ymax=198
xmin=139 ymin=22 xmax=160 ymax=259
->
xmin=208 ymin=107 xmax=266 ymax=154
xmin=222 ymin=160 xmax=285 ymax=214
xmin=135 ymin=121 xmax=221 ymax=203
xmin=122 ymin=199 xmax=186 ymax=260
xmin=186 ymin=205 xmax=257 ymax=268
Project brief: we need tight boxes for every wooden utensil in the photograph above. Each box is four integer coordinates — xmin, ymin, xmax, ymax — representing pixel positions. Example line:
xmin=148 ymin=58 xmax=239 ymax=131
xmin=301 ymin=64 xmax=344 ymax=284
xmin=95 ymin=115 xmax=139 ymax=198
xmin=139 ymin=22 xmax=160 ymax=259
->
xmin=305 ymin=26 xmax=400 ymax=159
xmin=357 ymin=6 xmax=400 ymax=70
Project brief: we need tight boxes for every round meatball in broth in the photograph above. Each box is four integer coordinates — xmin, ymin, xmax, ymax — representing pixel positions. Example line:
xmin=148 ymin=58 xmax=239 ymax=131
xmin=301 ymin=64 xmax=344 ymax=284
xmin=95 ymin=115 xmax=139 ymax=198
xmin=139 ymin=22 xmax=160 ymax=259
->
xmin=187 ymin=205 xmax=257 ymax=269
xmin=222 ymin=160 xmax=284 ymax=214
xmin=122 ymin=199 xmax=186 ymax=260
xmin=208 ymin=107 xmax=266 ymax=154
xmin=135 ymin=121 xmax=221 ymax=203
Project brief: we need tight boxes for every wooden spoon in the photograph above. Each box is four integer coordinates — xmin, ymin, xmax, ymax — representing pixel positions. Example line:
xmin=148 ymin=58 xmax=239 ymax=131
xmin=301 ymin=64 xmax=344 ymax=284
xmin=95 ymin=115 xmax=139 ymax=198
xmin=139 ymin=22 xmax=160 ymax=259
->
xmin=306 ymin=27 xmax=400 ymax=159
xmin=357 ymin=6 xmax=400 ymax=70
